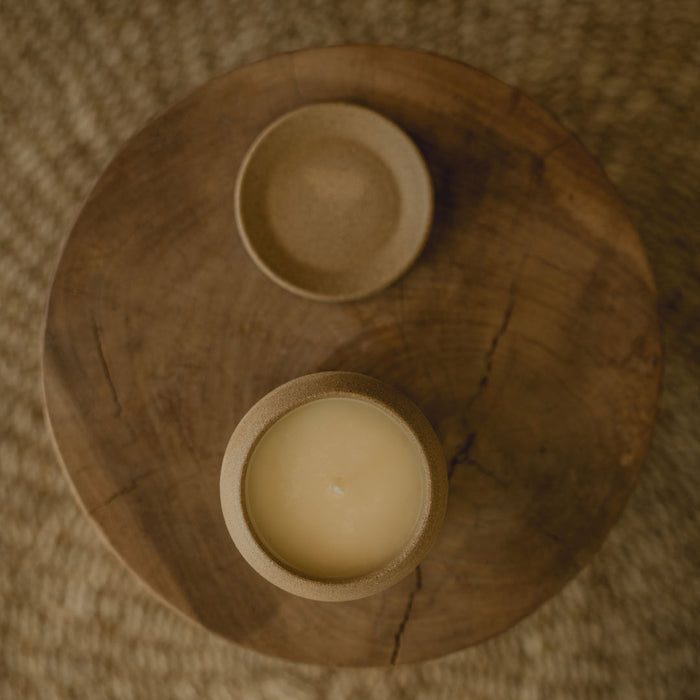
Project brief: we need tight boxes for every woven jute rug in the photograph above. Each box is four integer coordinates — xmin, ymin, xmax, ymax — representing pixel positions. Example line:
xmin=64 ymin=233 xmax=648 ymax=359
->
xmin=2 ymin=1 xmax=698 ymax=697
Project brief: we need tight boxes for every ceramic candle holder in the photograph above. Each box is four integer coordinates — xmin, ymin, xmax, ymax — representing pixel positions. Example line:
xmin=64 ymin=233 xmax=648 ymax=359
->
xmin=220 ymin=372 xmax=448 ymax=601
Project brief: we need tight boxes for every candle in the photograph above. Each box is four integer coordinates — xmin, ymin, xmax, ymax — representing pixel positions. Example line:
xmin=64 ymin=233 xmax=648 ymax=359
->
xmin=221 ymin=371 xmax=448 ymax=601
xmin=244 ymin=397 xmax=425 ymax=580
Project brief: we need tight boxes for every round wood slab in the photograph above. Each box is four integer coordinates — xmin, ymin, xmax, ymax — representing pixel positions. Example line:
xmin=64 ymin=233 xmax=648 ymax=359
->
xmin=42 ymin=46 xmax=661 ymax=666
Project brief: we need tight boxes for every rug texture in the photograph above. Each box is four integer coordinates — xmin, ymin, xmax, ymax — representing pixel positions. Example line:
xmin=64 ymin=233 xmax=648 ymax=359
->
xmin=1 ymin=1 xmax=699 ymax=698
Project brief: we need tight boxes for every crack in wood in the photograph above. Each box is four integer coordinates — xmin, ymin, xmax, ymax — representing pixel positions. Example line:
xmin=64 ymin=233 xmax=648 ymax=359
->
xmin=448 ymin=437 xmax=507 ymax=486
xmin=88 ymin=467 xmax=161 ymax=515
xmin=448 ymin=432 xmax=476 ymax=480
xmin=606 ymin=332 xmax=657 ymax=371
xmin=542 ymin=530 xmax=564 ymax=544
xmin=448 ymin=276 xmax=521 ymax=482
xmin=92 ymin=317 xmax=122 ymax=417
xmin=467 ymin=458 xmax=508 ymax=488
xmin=483 ymin=279 xmax=518 ymax=379
xmin=390 ymin=565 xmax=422 ymax=665
xmin=462 ymin=277 xmax=520 ymax=414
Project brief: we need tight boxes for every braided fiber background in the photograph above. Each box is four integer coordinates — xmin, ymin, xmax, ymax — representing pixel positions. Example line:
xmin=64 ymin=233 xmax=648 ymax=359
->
xmin=2 ymin=1 xmax=699 ymax=698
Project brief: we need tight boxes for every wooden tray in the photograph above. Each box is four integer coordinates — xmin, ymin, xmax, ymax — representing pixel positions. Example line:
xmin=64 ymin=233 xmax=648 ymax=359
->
xmin=42 ymin=46 xmax=661 ymax=666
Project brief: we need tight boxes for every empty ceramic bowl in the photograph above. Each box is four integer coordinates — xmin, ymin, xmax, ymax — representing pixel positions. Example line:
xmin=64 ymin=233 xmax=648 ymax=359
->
xmin=234 ymin=103 xmax=433 ymax=301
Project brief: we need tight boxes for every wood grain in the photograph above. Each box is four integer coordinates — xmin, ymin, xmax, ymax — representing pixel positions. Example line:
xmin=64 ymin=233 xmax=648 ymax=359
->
xmin=42 ymin=46 xmax=661 ymax=666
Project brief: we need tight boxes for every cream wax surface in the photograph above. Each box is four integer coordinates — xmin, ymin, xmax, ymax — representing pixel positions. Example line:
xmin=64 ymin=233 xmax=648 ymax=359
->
xmin=244 ymin=397 xmax=425 ymax=579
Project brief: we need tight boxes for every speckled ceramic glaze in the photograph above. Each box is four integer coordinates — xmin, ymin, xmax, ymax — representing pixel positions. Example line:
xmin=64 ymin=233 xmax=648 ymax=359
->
xmin=220 ymin=372 xmax=448 ymax=601
xmin=234 ymin=103 xmax=433 ymax=302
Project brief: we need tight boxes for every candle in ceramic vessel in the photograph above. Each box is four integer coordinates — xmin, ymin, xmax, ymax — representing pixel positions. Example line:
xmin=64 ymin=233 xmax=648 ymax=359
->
xmin=244 ymin=397 xmax=425 ymax=579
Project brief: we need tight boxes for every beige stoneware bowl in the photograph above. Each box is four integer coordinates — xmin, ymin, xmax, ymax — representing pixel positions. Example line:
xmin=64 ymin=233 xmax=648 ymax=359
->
xmin=234 ymin=102 xmax=433 ymax=301
xmin=220 ymin=372 xmax=448 ymax=601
